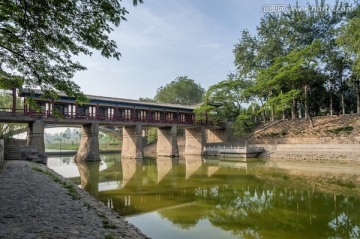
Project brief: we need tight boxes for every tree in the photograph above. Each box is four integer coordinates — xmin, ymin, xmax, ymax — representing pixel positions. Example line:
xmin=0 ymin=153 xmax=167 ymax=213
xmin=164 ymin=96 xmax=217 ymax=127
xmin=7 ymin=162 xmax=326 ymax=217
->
xmin=337 ymin=10 xmax=360 ymax=112
xmin=154 ymin=76 xmax=205 ymax=105
xmin=0 ymin=90 xmax=25 ymax=138
xmin=195 ymin=74 xmax=255 ymax=133
xmin=139 ymin=97 xmax=156 ymax=102
xmin=0 ymin=0 xmax=143 ymax=100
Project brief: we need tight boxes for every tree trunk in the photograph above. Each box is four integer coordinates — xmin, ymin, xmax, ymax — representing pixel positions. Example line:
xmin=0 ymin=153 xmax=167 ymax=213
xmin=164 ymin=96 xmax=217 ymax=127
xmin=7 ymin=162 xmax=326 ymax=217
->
xmin=271 ymin=105 xmax=275 ymax=122
xmin=356 ymin=81 xmax=360 ymax=114
xmin=281 ymin=90 xmax=285 ymax=120
xmin=292 ymin=98 xmax=296 ymax=120
xmin=304 ymin=84 xmax=314 ymax=127
xmin=329 ymin=87 xmax=333 ymax=117
xmin=304 ymin=85 xmax=309 ymax=119
xmin=341 ymin=93 xmax=345 ymax=115
xmin=282 ymin=109 xmax=285 ymax=120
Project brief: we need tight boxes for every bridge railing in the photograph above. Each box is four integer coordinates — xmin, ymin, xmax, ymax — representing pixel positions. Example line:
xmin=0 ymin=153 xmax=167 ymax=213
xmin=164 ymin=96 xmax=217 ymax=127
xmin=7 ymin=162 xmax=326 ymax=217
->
xmin=22 ymin=108 xmax=208 ymax=125
xmin=204 ymin=145 xmax=247 ymax=150
xmin=0 ymin=107 xmax=26 ymax=115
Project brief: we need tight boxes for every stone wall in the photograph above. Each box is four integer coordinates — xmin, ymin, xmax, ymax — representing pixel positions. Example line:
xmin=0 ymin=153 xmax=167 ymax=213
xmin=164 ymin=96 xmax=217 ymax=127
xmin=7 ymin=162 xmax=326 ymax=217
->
xmin=247 ymin=136 xmax=360 ymax=145
xmin=243 ymin=115 xmax=360 ymax=161
xmin=251 ymin=143 xmax=360 ymax=161
xmin=3 ymin=139 xmax=26 ymax=160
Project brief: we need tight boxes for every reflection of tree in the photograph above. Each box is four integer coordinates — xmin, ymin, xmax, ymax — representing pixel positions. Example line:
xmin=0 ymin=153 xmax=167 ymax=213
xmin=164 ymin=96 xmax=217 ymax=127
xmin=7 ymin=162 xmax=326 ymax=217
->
xmin=158 ymin=204 xmax=206 ymax=230
xmin=193 ymin=183 xmax=360 ymax=238
xmin=101 ymin=154 xmax=120 ymax=168
xmin=142 ymin=157 xmax=158 ymax=185
xmin=328 ymin=212 xmax=360 ymax=238
xmin=61 ymin=157 xmax=72 ymax=165
xmin=92 ymin=157 xmax=360 ymax=238
xmin=328 ymin=195 xmax=360 ymax=239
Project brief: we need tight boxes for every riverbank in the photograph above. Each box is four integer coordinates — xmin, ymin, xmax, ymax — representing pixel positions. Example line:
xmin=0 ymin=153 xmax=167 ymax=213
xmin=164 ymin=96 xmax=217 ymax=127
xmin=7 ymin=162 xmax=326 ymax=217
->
xmin=0 ymin=160 xmax=149 ymax=239
xmin=243 ymin=114 xmax=360 ymax=161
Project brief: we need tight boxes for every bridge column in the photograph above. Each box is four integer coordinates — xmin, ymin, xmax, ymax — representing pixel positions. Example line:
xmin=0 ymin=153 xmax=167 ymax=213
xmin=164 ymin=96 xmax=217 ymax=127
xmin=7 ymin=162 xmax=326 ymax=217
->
xmin=122 ymin=125 xmax=143 ymax=159
xmin=75 ymin=123 xmax=100 ymax=162
xmin=157 ymin=126 xmax=179 ymax=157
xmin=184 ymin=127 xmax=206 ymax=155
xmin=27 ymin=119 xmax=45 ymax=154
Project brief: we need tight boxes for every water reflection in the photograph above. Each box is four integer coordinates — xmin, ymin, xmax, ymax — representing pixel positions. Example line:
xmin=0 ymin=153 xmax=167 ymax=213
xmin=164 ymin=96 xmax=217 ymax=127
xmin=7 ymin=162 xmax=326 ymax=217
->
xmin=76 ymin=161 xmax=100 ymax=196
xmin=184 ymin=155 xmax=203 ymax=179
xmin=47 ymin=154 xmax=360 ymax=239
xmin=121 ymin=158 xmax=142 ymax=188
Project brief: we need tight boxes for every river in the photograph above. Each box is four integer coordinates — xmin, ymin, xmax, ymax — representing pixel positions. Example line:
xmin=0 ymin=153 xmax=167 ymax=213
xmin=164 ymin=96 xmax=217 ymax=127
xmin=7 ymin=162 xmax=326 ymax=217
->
xmin=47 ymin=154 xmax=360 ymax=239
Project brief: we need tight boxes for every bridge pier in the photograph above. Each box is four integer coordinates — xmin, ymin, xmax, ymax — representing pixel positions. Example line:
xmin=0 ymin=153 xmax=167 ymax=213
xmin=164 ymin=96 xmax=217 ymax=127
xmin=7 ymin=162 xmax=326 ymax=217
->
xmin=27 ymin=119 xmax=45 ymax=154
xmin=75 ymin=123 xmax=100 ymax=162
xmin=184 ymin=127 xmax=206 ymax=155
xmin=122 ymin=125 xmax=143 ymax=159
xmin=157 ymin=126 xmax=179 ymax=157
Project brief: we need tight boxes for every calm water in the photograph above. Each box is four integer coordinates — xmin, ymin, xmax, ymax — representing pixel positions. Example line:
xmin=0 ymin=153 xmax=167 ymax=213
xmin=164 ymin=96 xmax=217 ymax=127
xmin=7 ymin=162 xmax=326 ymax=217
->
xmin=47 ymin=154 xmax=360 ymax=239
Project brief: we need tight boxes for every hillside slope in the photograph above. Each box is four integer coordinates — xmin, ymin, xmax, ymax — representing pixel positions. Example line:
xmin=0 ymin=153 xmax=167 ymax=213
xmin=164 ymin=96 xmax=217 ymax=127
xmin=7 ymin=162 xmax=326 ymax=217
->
xmin=246 ymin=114 xmax=360 ymax=144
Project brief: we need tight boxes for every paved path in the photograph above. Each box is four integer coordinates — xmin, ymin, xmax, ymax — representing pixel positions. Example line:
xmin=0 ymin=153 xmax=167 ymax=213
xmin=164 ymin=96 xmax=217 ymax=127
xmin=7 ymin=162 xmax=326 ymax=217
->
xmin=0 ymin=160 xmax=149 ymax=239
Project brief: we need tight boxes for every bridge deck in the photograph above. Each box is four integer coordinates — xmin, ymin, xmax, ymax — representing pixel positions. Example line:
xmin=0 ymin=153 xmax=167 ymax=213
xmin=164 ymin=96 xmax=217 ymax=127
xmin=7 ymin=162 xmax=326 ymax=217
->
xmin=0 ymin=90 xmax=224 ymax=128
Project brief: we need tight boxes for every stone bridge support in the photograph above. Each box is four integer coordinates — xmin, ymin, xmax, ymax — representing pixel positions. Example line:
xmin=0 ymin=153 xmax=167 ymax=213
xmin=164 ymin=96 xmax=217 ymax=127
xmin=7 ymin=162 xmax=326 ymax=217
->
xmin=122 ymin=125 xmax=143 ymax=159
xmin=184 ymin=127 xmax=206 ymax=155
xmin=75 ymin=123 xmax=100 ymax=162
xmin=157 ymin=126 xmax=179 ymax=157
xmin=27 ymin=119 xmax=45 ymax=154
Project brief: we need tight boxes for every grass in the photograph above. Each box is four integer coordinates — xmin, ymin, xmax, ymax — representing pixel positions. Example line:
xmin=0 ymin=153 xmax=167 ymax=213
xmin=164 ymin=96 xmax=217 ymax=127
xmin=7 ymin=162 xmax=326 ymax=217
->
xmin=329 ymin=179 xmax=356 ymax=189
xmin=32 ymin=166 xmax=80 ymax=200
xmin=84 ymin=202 xmax=92 ymax=210
xmin=325 ymin=126 xmax=353 ymax=134
xmin=98 ymin=212 xmax=117 ymax=229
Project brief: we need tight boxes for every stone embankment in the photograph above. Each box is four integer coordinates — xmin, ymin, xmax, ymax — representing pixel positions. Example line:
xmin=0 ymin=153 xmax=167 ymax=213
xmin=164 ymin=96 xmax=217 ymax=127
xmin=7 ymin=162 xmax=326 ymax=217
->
xmin=0 ymin=160 xmax=149 ymax=239
xmin=245 ymin=114 xmax=360 ymax=161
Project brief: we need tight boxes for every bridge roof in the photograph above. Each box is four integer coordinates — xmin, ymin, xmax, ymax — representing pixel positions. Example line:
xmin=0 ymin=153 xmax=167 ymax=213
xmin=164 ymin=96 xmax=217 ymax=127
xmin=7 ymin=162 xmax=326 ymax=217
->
xmin=19 ymin=88 xmax=197 ymax=112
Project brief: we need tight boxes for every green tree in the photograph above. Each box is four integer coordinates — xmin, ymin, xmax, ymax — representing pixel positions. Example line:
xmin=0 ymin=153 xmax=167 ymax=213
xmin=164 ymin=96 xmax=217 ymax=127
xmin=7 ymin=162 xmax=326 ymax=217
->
xmin=257 ymin=41 xmax=324 ymax=127
xmin=0 ymin=90 xmax=25 ymax=138
xmin=154 ymin=76 xmax=205 ymax=105
xmin=195 ymin=74 xmax=255 ymax=133
xmin=139 ymin=97 xmax=156 ymax=102
xmin=0 ymin=0 xmax=143 ymax=100
xmin=337 ymin=8 xmax=360 ymax=112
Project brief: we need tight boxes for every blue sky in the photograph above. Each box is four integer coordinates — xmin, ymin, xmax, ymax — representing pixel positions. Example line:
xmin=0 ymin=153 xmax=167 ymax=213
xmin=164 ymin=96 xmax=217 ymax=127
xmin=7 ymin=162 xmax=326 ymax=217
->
xmin=72 ymin=0 xmax=344 ymax=100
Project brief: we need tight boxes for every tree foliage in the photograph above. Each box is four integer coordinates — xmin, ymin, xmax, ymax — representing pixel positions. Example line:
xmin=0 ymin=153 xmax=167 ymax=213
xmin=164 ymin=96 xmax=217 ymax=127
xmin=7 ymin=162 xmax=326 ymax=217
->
xmin=0 ymin=90 xmax=25 ymax=138
xmin=199 ymin=0 xmax=359 ymax=134
xmin=154 ymin=76 xmax=205 ymax=105
xmin=0 ymin=0 xmax=143 ymax=100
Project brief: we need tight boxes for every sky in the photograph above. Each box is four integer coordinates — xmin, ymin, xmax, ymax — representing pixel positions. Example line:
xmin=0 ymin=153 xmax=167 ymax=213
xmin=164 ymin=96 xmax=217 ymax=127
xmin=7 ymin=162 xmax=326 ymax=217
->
xmin=72 ymin=0 xmax=344 ymax=100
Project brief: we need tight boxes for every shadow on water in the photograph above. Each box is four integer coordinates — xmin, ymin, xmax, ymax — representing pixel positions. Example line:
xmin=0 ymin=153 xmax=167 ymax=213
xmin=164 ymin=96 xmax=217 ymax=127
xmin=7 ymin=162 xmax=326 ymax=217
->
xmin=47 ymin=154 xmax=360 ymax=239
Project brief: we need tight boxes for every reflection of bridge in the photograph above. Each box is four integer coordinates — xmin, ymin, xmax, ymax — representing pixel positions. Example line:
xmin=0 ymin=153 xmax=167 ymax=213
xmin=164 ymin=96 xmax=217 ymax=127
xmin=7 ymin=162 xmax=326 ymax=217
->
xmin=0 ymin=89 xmax=227 ymax=160
xmin=73 ymin=156 xmax=264 ymax=215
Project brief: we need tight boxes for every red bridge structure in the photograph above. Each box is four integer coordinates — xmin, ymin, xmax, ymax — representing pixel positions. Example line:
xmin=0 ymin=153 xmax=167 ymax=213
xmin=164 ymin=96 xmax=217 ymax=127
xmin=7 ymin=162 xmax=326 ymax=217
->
xmin=0 ymin=88 xmax=227 ymax=161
